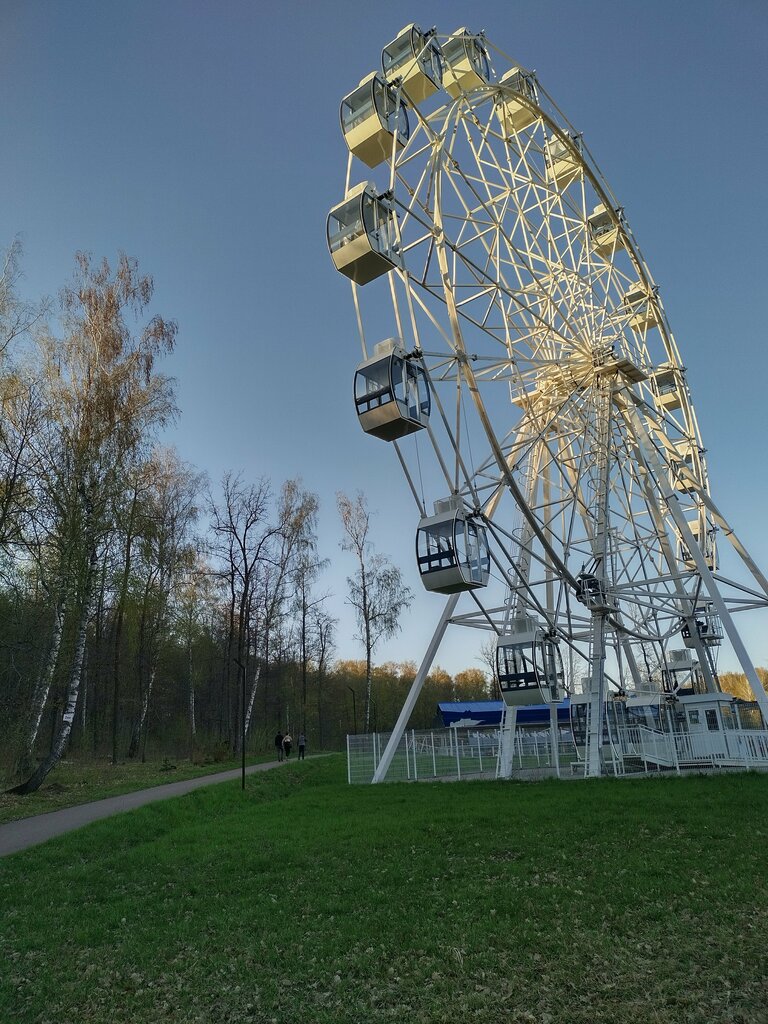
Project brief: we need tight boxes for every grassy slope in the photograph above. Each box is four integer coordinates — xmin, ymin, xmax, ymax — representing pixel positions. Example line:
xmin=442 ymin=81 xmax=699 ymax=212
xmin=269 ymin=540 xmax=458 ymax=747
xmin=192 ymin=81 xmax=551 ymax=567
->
xmin=0 ymin=755 xmax=276 ymax=825
xmin=1 ymin=757 xmax=767 ymax=1024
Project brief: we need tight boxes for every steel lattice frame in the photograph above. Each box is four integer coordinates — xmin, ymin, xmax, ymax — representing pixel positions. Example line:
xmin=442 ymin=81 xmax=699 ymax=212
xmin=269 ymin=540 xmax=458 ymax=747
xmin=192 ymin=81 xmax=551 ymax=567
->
xmin=335 ymin=31 xmax=768 ymax=779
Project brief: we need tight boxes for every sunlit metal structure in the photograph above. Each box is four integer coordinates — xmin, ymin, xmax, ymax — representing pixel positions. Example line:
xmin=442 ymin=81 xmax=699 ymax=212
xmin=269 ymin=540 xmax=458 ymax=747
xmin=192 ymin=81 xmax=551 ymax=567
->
xmin=327 ymin=26 xmax=768 ymax=782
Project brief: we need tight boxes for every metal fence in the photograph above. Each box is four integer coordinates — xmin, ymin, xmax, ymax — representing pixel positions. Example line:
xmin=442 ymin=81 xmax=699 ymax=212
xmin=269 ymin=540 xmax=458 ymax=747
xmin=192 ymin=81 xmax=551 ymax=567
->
xmin=346 ymin=726 xmax=580 ymax=784
xmin=346 ymin=723 xmax=768 ymax=783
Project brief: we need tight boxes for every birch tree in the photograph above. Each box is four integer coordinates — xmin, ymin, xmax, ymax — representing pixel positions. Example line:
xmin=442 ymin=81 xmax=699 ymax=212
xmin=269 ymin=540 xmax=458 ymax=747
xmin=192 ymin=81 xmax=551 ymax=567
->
xmin=10 ymin=252 xmax=176 ymax=794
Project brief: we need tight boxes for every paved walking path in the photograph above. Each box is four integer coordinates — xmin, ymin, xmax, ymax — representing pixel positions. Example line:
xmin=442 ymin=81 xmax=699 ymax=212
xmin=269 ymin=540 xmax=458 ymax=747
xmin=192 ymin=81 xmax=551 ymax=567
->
xmin=0 ymin=758 xmax=293 ymax=858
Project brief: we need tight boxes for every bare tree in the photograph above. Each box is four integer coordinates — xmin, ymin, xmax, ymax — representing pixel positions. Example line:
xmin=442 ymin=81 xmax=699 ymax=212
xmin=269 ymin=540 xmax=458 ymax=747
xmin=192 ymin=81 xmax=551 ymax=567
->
xmin=126 ymin=449 xmax=201 ymax=760
xmin=310 ymin=604 xmax=336 ymax=748
xmin=337 ymin=491 xmax=412 ymax=732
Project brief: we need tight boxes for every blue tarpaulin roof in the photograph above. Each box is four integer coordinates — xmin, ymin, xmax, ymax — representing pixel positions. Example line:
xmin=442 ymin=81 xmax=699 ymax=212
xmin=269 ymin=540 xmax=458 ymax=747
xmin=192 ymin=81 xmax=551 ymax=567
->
xmin=438 ymin=700 xmax=571 ymax=728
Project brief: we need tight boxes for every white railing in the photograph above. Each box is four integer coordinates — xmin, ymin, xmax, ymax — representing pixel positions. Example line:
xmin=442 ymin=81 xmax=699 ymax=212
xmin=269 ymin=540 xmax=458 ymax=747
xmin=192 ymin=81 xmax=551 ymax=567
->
xmin=347 ymin=724 xmax=768 ymax=784
xmin=614 ymin=725 xmax=768 ymax=773
xmin=348 ymin=725 xmax=580 ymax=784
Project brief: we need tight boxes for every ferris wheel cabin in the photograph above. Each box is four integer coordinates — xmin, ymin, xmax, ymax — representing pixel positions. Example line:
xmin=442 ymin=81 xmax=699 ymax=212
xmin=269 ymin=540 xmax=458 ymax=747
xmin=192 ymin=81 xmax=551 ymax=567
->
xmin=354 ymin=339 xmax=430 ymax=441
xmin=498 ymin=67 xmax=538 ymax=134
xmin=327 ymin=184 xmax=401 ymax=285
xmin=681 ymin=605 xmax=723 ymax=648
xmin=662 ymin=649 xmax=704 ymax=695
xmin=622 ymin=283 xmax=661 ymax=332
xmin=545 ymin=133 xmax=583 ymax=189
xmin=340 ymin=73 xmax=410 ymax=168
xmin=442 ymin=29 xmax=491 ymax=97
xmin=416 ymin=499 xmax=490 ymax=594
xmin=382 ymin=25 xmax=443 ymax=105
xmin=587 ymin=203 xmax=626 ymax=255
xmin=677 ymin=517 xmax=716 ymax=572
xmin=496 ymin=618 xmax=565 ymax=706
xmin=651 ymin=364 xmax=684 ymax=411
xmin=669 ymin=439 xmax=702 ymax=494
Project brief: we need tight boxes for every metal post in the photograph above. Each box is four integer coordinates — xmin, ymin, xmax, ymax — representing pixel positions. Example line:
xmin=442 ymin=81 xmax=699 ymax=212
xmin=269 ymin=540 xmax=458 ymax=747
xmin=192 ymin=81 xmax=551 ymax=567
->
xmin=347 ymin=686 xmax=357 ymax=736
xmin=431 ymin=731 xmax=437 ymax=777
xmin=405 ymin=730 xmax=411 ymax=780
xmin=550 ymin=702 xmax=561 ymax=779
xmin=477 ymin=733 xmax=483 ymax=773
xmin=412 ymin=730 xmax=418 ymax=780
xmin=455 ymin=729 xmax=462 ymax=780
xmin=734 ymin=703 xmax=749 ymax=768
xmin=669 ymin=710 xmax=681 ymax=775
xmin=346 ymin=734 xmax=351 ymax=784
xmin=372 ymin=594 xmax=460 ymax=783
xmin=499 ymin=706 xmax=517 ymax=779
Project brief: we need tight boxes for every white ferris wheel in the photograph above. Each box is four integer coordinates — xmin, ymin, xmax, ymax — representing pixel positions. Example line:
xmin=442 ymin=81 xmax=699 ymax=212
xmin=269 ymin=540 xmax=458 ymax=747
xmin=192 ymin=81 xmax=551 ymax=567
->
xmin=326 ymin=25 xmax=768 ymax=779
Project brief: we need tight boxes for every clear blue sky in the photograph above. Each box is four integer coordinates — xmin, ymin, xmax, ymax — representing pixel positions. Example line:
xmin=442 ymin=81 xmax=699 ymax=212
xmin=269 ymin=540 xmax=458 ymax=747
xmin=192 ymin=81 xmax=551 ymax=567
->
xmin=1 ymin=0 xmax=767 ymax=676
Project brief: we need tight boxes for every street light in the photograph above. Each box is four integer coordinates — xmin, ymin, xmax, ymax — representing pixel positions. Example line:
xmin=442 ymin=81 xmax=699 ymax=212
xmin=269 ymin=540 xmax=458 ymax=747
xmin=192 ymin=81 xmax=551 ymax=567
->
xmin=347 ymin=686 xmax=358 ymax=735
xmin=235 ymin=658 xmax=246 ymax=791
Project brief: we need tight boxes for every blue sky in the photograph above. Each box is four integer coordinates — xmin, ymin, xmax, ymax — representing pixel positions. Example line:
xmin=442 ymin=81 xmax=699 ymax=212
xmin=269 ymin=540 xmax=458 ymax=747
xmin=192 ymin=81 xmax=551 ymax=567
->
xmin=1 ymin=0 xmax=767 ymax=676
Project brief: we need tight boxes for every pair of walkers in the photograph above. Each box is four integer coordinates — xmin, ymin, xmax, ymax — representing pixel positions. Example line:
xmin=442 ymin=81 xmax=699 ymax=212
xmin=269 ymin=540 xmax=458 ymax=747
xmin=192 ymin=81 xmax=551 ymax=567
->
xmin=274 ymin=731 xmax=306 ymax=761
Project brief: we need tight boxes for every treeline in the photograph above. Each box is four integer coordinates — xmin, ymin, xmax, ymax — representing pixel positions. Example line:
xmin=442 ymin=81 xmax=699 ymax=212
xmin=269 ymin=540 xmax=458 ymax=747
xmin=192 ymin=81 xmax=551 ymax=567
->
xmin=0 ymin=245 xmax=489 ymax=791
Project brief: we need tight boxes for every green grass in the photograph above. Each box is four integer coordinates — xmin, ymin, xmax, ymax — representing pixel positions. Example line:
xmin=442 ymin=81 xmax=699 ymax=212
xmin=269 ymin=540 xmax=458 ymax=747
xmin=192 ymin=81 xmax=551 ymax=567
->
xmin=0 ymin=754 xmax=277 ymax=825
xmin=2 ymin=757 xmax=768 ymax=1023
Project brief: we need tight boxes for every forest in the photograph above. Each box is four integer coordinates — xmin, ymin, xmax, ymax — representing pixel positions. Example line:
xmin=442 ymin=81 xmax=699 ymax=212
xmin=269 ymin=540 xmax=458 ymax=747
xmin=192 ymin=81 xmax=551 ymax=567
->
xmin=0 ymin=243 xmax=489 ymax=794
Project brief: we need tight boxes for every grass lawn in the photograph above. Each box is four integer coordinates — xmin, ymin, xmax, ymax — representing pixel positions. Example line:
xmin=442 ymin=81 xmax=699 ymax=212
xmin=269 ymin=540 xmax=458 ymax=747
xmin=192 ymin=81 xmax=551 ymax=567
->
xmin=2 ymin=757 xmax=767 ymax=1023
xmin=0 ymin=754 xmax=277 ymax=825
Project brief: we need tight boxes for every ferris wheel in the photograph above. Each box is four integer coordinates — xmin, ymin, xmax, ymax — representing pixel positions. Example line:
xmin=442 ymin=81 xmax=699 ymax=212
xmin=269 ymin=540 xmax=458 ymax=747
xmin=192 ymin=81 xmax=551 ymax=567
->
xmin=326 ymin=25 xmax=768 ymax=779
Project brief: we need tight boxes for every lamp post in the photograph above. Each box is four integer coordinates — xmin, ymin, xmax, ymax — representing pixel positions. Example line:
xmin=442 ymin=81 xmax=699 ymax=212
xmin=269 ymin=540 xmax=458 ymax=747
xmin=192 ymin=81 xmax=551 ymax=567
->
xmin=235 ymin=658 xmax=246 ymax=791
xmin=347 ymin=686 xmax=358 ymax=735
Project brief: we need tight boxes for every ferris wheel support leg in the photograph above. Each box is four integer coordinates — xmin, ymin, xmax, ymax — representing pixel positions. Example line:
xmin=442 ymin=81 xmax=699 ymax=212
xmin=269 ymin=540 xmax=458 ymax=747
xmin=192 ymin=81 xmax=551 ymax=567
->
xmin=585 ymin=613 xmax=609 ymax=778
xmin=626 ymin=404 xmax=768 ymax=724
xmin=549 ymin=702 xmax=560 ymax=778
xmin=498 ymin=705 xmax=518 ymax=779
xmin=371 ymin=593 xmax=461 ymax=784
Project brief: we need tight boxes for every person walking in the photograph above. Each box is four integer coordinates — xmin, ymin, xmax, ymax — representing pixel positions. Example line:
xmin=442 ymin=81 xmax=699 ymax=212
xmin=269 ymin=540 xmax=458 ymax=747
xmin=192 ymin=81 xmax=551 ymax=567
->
xmin=274 ymin=731 xmax=284 ymax=762
xmin=298 ymin=733 xmax=306 ymax=760
xmin=282 ymin=732 xmax=292 ymax=759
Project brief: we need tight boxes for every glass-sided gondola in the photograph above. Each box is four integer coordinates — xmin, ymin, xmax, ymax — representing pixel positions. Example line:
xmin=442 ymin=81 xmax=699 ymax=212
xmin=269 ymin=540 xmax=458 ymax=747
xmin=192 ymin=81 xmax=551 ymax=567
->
xmin=496 ymin=618 xmax=565 ymax=706
xmin=416 ymin=499 xmax=490 ymax=594
xmin=381 ymin=24 xmax=443 ymax=105
xmin=441 ymin=28 xmax=490 ymax=98
xmin=340 ymin=72 xmax=409 ymax=169
xmin=651 ymin=363 xmax=684 ymax=411
xmin=354 ymin=339 xmax=430 ymax=441
xmin=327 ymin=183 xmax=401 ymax=286
xmin=544 ymin=132 xmax=583 ymax=189
xmin=622 ymin=282 xmax=661 ymax=332
xmin=497 ymin=66 xmax=538 ymax=135
xmin=587 ymin=203 xmax=626 ymax=255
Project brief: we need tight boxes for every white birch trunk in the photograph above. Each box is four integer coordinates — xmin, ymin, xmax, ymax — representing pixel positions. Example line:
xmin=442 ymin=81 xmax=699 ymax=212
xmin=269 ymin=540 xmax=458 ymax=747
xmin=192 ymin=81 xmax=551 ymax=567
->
xmin=19 ymin=601 xmax=65 ymax=766
xmin=244 ymin=665 xmax=261 ymax=739
xmin=138 ymin=667 xmax=155 ymax=738
xmin=12 ymin=555 xmax=95 ymax=794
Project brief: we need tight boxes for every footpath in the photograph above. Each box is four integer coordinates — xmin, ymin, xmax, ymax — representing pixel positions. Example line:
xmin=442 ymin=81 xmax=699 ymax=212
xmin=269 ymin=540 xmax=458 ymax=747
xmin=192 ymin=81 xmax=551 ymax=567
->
xmin=0 ymin=759 xmax=288 ymax=858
